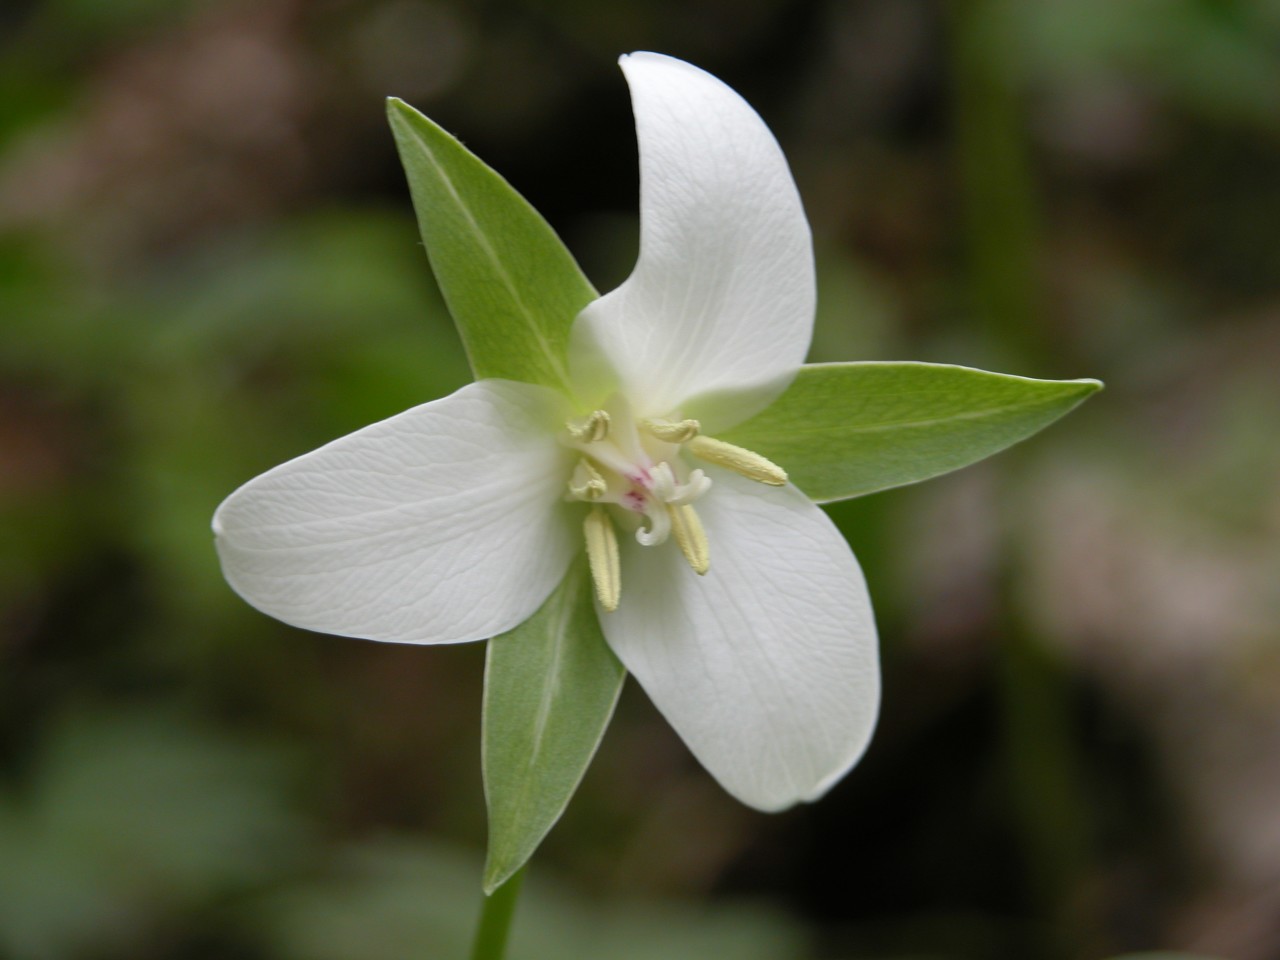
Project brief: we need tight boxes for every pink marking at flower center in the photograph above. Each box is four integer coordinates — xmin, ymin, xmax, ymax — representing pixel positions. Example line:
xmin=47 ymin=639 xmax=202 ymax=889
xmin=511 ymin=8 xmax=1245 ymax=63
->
xmin=621 ymin=467 xmax=655 ymax=513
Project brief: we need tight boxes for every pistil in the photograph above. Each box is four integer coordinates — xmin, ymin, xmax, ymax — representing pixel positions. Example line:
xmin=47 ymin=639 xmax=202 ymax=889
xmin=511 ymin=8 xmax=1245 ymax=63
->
xmin=563 ymin=400 xmax=789 ymax=604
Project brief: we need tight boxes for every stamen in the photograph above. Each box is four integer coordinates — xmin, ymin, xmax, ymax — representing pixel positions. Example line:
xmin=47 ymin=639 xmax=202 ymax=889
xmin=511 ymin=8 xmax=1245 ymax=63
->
xmin=568 ymin=459 xmax=607 ymax=500
xmin=668 ymin=503 xmax=710 ymax=575
xmin=687 ymin=436 xmax=787 ymax=486
xmin=566 ymin=410 xmax=611 ymax=443
xmin=583 ymin=505 xmax=621 ymax=612
xmin=644 ymin=418 xmax=700 ymax=443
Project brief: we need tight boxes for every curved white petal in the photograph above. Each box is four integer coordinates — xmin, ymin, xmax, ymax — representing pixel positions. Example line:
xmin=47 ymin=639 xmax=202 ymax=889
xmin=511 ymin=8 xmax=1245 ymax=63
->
xmin=572 ymin=52 xmax=815 ymax=424
xmin=601 ymin=472 xmax=879 ymax=811
xmin=213 ymin=380 xmax=575 ymax=645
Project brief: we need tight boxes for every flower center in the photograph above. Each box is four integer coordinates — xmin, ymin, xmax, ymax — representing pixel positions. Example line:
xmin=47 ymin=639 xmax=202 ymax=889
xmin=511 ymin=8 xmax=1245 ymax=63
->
xmin=562 ymin=396 xmax=786 ymax=611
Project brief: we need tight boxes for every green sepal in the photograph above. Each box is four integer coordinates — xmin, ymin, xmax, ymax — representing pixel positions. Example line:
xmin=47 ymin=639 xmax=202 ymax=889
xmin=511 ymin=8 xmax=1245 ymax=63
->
xmin=481 ymin=558 xmax=625 ymax=893
xmin=387 ymin=98 xmax=597 ymax=397
xmin=721 ymin=361 xmax=1102 ymax=502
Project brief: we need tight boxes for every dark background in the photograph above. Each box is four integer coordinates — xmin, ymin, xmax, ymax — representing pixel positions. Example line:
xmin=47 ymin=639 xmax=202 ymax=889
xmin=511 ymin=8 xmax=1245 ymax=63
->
xmin=2 ymin=0 xmax=1279 ymax=957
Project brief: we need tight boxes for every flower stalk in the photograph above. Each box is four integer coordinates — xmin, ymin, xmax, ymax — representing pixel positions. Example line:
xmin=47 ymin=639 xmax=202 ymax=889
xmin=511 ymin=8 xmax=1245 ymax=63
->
xmin=468 ymin=868 xmax=525 ymax=960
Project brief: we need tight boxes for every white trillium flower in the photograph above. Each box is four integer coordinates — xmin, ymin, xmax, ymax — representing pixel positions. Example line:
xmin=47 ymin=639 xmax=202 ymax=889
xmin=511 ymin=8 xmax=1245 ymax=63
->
xmin=213 ymin=52 xmax=879 ymax=812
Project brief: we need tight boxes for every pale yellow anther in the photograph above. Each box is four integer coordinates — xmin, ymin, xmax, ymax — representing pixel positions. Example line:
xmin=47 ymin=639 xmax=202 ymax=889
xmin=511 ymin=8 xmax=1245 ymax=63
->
xmin=567 ymin=410 xmax=611 ymax=443
xmin=568 ymin=459 xmax=607 ymax=500
xmin=644 ymin=418 xmax=701 ymax=443
xmin=668 ymin=503 xmax=710 ymax=575
xmin=584 ymin=505 xmax=621 ymax=611
xmin=686 ymin=436 xmax=787 ymax=486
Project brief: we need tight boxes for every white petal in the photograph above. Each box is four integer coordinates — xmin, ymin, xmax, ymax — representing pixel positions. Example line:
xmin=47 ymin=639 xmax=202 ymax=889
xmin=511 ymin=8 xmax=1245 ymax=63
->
xmin=571 ymin=52 xmax=815 ymax=425
xmin=601 ymin=472 xmax=879 ymax=811
xmin=213 ymin=380 xmax=575 ymax=645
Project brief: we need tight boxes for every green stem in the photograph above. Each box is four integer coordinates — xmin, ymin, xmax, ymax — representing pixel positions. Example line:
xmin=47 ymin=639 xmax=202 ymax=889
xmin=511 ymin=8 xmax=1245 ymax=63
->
xmin=469 ymin=867 xmax=525 ymax=960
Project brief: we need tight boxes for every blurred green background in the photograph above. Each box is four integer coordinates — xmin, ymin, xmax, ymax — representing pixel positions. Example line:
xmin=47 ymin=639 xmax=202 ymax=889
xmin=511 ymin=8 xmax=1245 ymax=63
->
xmin=2 ymin=0 xmax=1278 ymax=957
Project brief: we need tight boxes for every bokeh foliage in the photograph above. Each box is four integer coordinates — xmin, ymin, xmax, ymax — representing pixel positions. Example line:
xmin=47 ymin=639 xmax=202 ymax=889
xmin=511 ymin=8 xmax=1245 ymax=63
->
xmin=2 ymin=0 xmax=1277 ymax=958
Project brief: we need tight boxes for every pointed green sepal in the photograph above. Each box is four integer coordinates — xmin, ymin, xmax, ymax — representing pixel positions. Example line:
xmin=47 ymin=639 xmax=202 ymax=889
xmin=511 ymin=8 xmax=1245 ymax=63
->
xmin=387 ymin=98 xmax=597 ymax=396
xmin=721 ymin=361 xmax=1102 ymax=502
xmin=481 ymin=558 xmax=625 ymax=893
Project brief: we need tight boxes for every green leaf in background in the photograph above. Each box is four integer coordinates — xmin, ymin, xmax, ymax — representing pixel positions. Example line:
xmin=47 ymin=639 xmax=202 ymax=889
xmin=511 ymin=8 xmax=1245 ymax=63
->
xmin=721 ymin=361 xmax=1102 ymax=503
xmin=481 ymin=559 xmax=626 ymax=894
xmin=0 ymin=708 xmax=301 ymax=960
xmin=386 ymin=98 xmax=598 ymax=397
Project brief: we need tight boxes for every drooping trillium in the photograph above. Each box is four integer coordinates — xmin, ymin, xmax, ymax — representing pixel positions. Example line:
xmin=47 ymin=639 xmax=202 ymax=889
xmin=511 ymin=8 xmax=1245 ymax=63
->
xmin=215 ymin=53 xmax=881 ymax=811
